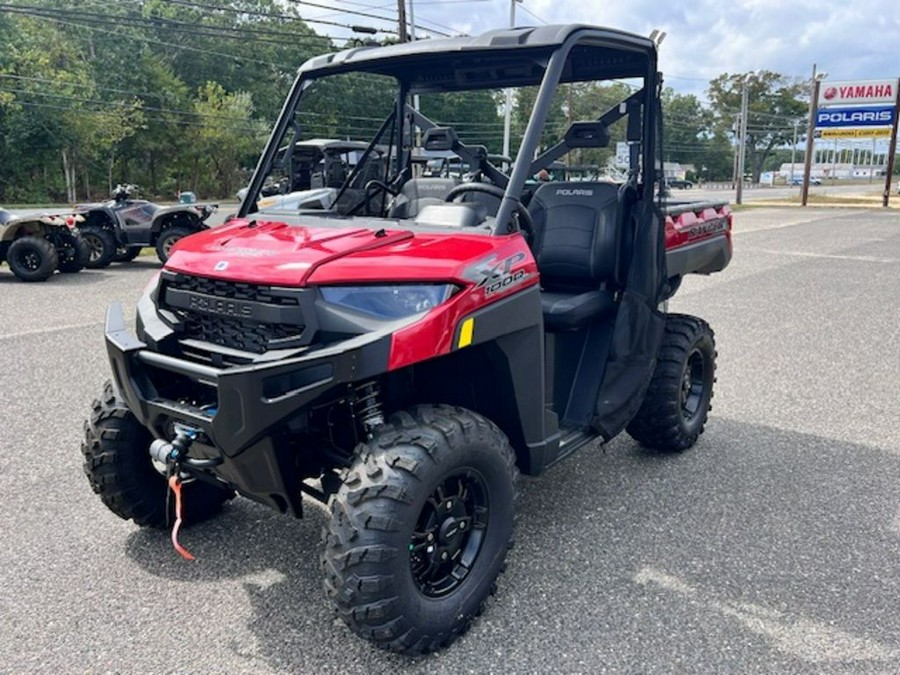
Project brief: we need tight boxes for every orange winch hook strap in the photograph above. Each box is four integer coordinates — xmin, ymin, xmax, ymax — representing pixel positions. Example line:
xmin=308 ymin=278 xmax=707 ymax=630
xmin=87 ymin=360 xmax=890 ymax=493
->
xmin=168 ymin=474 xmax=196 ymax=561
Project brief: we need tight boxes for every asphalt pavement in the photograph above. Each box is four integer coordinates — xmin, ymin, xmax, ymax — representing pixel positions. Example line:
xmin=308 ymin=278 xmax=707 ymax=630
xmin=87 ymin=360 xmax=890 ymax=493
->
xmin=1 ymin=206 xmax=899 ymax=673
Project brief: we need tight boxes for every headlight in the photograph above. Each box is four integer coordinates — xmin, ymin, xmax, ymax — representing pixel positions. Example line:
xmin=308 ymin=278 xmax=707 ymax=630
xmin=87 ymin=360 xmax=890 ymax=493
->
xmin=320 ymin=284 xmax=456 ymax=319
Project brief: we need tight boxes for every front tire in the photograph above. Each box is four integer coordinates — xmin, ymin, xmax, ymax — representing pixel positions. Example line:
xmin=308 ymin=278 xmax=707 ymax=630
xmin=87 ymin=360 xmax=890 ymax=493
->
xmin=7 ymin=236 xmax=58 ymax=281
xmin=81 ymin=381 xmax=232 ymax=527
xmin=626 ymin=314 xmax=716 ymax=451
xmin=155 ymin=226 xmax=194 ymax=263
xmin=322 ymin=405 xmax=518 ymax=654
xmin=80 ymin=226 xmax=116 ymax=269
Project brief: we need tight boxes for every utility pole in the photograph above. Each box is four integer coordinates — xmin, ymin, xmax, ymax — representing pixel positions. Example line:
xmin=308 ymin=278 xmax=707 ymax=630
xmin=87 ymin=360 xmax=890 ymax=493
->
xmin=502 ymin=0 xmax=521 ymax=160
xmin=735 ymin=76 xmax=750 ymax=205
xmin=397 ymin=0 xmax=408 ymax=42
xmin=731 ymin=113 xmax=740 ymax=188
xmin=408 ymin=1 xmax=421 ymax=150
xmin=882 ymin=79 xmax=900 ymax=207
xmin=802 ymin=64 xmax=825 ymax=206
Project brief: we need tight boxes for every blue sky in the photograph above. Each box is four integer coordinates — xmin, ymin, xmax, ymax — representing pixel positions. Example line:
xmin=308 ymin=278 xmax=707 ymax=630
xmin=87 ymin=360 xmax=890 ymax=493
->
xmin=299 ymin=0 xmax=900 ymax=101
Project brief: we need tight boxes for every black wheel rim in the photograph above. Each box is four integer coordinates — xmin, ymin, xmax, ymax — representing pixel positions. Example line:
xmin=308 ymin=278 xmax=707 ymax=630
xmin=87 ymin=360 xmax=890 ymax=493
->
xmin=409 ymin=470 xmax=489 ymax=597
xmin=680 ymin=348 xmax=706 ymax=421
xmin=13 ymin=247 xmax=42 ymax=271
xmin=84 ymin=233 xmax=104 ymax=262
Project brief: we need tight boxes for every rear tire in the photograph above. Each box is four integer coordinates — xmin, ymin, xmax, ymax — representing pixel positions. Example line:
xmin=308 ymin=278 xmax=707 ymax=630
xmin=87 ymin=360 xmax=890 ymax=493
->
xmin=626 ymin=314 xmax=716 ymax=451
xmin=57 ymin=231 xmax=91 ymax=273
xmin=155 ymin=226 xmax=194 ymax=263
xmin=81 ymin=381 xmax=232 ymax=527
xmin=322 ymin=405 xmax=518 ymax=654
xmin=80 ymin=225 xmax=116 ymax=269
xmin=7 ymin=236 xmax=58 ymax=281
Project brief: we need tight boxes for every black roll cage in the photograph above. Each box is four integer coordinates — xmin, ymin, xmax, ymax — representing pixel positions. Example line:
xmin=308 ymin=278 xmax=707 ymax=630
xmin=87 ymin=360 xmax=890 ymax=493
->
xmin=239 ymin=25 xmax=660 ymax=234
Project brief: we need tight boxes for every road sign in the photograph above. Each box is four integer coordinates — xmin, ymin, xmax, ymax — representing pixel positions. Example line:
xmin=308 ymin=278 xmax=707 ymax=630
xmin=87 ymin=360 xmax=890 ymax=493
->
xmin=818 ymin=127 xmax=893 ymax=139
xmin=614 ymin=142 xmax=629 ymax=168
xmin=815 ymin=106 xmax=894 ymax=128
xmin=818 ymin=79 xmax=899 ymax=107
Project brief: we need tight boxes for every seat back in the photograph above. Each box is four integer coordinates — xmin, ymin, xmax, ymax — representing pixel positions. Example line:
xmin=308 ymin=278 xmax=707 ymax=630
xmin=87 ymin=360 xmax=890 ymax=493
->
xmin=387 ymin=178 xmax=460 ymax=219
xmin=527 ymin=181 xmax=621 ymax=294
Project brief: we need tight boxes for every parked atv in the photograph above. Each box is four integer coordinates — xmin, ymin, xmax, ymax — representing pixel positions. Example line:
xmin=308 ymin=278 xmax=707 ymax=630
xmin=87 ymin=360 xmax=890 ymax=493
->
xmin=82 ymin=25 xmax=732 ymax=655
xmin=75 ymin=184 xmax=216 ymax=268
xmin=1 ymin=208 xmax=90 ymax=281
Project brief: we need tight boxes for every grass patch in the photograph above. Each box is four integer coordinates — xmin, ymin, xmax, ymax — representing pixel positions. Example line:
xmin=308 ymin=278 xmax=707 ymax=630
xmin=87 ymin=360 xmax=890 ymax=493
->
xmin=753 ymin=194 xmax=896 ymax=207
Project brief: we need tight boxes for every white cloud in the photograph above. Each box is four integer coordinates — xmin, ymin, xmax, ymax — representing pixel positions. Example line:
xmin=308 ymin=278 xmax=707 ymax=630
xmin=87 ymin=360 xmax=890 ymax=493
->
xmin=513 ymin=0 xmax=899 ymax=98
xmin=302 ymin=0 xmax=900 ymax=99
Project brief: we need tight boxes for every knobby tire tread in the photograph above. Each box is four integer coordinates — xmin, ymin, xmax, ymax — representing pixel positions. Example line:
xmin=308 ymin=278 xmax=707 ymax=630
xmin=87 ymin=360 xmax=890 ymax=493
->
xmin=321 ymin=404 xmax=518 ymax=655
xmin=626 ymin=314 xmax=716 ymax=451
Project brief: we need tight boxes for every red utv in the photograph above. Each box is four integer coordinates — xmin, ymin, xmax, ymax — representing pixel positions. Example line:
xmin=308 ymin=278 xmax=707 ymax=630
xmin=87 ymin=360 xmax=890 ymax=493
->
xmin=82 ymin=24 xmax=731 ymax=654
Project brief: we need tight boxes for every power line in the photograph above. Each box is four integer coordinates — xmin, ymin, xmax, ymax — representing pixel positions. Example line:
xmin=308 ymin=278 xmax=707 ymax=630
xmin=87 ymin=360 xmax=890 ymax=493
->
xmin=286 ymin=0 xmax=451 ymax=36
xmin=0 ymin=7 xmax=296 ymax=68
xmin=517 ymin=3 xmax=549 ymax=25
xmin=147 ymin=0 xmax=394 ymax=35
xmin=0 ymin=4 xmax=344 ymax=47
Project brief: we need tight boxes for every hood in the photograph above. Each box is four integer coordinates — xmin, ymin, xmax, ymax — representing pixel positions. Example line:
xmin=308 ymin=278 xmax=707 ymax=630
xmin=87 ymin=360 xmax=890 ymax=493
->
xmin=164 ymin=217 xmax=516 ymax=287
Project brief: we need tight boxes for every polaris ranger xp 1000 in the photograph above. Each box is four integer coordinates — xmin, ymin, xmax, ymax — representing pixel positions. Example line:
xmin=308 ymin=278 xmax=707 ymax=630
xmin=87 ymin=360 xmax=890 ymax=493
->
xmin=82 ymin=24 xmax=732 ymax=654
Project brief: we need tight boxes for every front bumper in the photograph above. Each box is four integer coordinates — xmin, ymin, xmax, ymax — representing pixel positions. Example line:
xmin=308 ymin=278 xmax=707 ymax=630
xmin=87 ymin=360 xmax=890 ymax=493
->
xmin=105 ymin=302 xmax=392 ymax=513
xmin=107 ymin=302 xmax=393 ymax=456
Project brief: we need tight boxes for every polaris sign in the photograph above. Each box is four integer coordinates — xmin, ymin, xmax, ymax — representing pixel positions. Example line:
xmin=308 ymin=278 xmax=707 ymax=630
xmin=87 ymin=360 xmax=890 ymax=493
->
xmin=815 ymin=106 xmax=894 ymax=128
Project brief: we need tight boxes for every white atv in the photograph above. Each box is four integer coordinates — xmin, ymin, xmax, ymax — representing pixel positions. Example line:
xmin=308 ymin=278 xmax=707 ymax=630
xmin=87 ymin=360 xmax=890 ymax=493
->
xmin=0 ymin=208 xmax=89 ymax=282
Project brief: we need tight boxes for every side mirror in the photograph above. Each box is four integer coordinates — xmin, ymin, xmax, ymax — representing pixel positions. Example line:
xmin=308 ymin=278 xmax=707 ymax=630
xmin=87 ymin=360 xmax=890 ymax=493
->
xmin=423 ymin=127 xmax=460 ymax=152
xmin=564 ymin=121 xmax=611 ymax=148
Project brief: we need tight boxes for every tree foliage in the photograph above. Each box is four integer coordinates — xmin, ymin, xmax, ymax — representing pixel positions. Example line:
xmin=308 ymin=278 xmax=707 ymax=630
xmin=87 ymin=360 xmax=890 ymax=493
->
xmin=707 ymin=71 xmax=808 ymax=181
xmin=0 ymin=2 xmax=821 ymax=201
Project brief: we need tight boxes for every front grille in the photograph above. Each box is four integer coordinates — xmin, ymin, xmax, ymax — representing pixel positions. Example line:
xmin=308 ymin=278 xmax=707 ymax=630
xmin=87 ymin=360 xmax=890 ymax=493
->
xmin=160 ymin=273 xmax=310 ymax=355
xmin=165 ymin=274 xmax=300 ymax=306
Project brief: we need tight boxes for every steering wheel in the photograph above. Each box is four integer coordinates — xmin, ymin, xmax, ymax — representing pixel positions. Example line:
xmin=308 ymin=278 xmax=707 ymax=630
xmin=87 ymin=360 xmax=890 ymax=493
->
xmin=443 ymin=183 xmax=534 ymax=240
xmin=343 ymin=179 xmax=397 ymax=216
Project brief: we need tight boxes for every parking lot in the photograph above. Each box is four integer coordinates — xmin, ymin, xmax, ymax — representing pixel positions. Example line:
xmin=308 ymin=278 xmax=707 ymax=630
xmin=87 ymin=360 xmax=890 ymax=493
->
xmin=1 ymin=205 xmax=899 ymax=673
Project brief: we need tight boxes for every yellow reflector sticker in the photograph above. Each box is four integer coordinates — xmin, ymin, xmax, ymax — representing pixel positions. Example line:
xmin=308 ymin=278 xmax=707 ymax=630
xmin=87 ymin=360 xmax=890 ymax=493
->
xmin=458 ymin=318 xmax=474 ymax=348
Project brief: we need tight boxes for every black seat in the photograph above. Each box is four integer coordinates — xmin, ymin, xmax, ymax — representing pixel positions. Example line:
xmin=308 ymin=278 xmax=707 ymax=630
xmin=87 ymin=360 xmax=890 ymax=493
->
xmin=387 ymin=178 xmax=460 ymax=219
xmin=527 ymin=181 xmax=622 ymax=330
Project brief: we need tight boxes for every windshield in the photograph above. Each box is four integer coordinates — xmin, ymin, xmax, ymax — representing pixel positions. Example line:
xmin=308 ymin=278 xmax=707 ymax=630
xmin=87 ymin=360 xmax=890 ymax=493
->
xmin=241 ymin=35 xmax=656 ymax=230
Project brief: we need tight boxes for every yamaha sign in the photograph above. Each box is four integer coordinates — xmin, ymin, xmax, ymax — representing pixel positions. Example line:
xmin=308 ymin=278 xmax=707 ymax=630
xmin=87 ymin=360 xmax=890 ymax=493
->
xmin=817 ymin=79 xmax=899 ymax=107
xmin=815 ymin=106 xmax=894 ymax=128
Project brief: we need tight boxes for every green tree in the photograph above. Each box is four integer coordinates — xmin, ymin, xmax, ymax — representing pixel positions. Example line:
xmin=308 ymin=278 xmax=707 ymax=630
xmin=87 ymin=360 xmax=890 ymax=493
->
xmin=186 ymin=82 xmax=261 ymax=197
xmin=707 ymin=71 xmax=807 ymax=181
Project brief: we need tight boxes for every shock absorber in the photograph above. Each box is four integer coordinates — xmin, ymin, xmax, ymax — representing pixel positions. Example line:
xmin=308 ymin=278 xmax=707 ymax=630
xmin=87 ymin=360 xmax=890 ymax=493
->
xmin=353 ymin=381 xmax=384 ymax=437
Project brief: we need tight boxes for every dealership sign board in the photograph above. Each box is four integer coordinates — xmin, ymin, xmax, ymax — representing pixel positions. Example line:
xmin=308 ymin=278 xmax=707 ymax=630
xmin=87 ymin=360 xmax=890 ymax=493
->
xmin=818 ymin=79 xmax=899 ymax=107
xmin=815 ymin=106 xmax=894 ymax=128
xmin=818 ymin=128 xmax=893 ymax=139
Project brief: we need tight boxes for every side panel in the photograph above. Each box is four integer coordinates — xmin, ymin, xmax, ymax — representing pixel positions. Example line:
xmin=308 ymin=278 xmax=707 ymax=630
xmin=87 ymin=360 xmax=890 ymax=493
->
xmin=406 ymin=286 xmax=560 ymax=475
xmin=386 ymin=237 xmax=539 ymax=370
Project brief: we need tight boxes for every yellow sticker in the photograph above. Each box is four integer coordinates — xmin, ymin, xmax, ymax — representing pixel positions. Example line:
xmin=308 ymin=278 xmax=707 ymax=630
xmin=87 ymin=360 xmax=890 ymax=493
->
xmin=819 ymin=127 xmax=892 ymax=139
xmin=458 ymin=318 xmax=474 ymax=348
